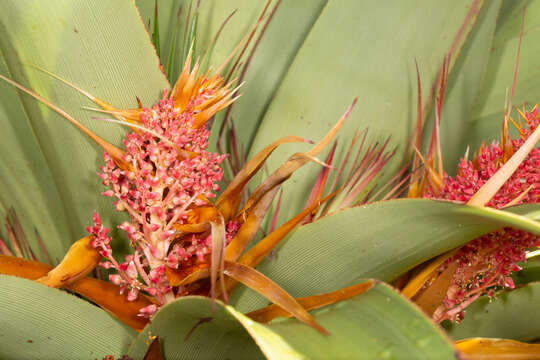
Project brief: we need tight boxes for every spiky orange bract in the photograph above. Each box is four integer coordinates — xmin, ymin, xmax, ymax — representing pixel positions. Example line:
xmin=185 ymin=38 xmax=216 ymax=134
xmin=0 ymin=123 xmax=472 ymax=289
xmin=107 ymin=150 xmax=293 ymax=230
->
xmin=424 ymin=107 xmax=539 ymax=323
xmin=87 ymin=61 xmax=240 ymax=316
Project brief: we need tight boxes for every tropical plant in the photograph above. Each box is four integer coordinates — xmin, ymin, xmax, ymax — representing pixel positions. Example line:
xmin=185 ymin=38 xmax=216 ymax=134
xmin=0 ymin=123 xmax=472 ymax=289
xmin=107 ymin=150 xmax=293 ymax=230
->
xmin=0 ymin=1 xmax=539 ymax=359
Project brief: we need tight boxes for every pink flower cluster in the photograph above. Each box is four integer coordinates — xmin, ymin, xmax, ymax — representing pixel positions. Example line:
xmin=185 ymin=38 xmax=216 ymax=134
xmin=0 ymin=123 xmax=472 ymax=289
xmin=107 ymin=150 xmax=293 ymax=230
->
xmin=425 ymin=108 xmax=540 ymax=322
xmin=87 ymin=89 xmax=238 ymax=314
xmin=87 ymin=211 xmax=160 ymax=307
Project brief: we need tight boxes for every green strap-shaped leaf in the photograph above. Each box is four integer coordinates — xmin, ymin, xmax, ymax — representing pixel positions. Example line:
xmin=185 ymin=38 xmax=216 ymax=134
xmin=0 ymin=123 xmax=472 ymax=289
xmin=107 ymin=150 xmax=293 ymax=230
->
xmin=0 ymin=56 xmax=69 ymax=262
xmin=128 ymin=281 xmax=456 ymax=359
xmin=247 ymin=0 xmax=483 ymax=227
xmin=137 ymin=0 xmax=328 ymax=152
xmin=0 ymin=0 xmax=168 ymax=260
xmin=199 ymin=0 xmax=329 ymax=153
xmin=231 ymin=199 xmax=540 ymax=311
xmin=427 ymin=0 xmax=501 ymax=174
xmin=446 ymin=282 xmax=540 ymax=342
xmin=0 ymin=275 xmax=136 ymax=359
xmin=466 ymin=0 xmax=540 ymax=151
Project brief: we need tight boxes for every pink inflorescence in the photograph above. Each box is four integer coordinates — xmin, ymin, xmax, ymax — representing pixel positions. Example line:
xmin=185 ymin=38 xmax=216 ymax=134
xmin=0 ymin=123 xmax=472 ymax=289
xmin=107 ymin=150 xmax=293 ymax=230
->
xmin=87 ymin=89 xmax=238 ymax=314
xmin=425 ymin=108 xmax=540 ymax=323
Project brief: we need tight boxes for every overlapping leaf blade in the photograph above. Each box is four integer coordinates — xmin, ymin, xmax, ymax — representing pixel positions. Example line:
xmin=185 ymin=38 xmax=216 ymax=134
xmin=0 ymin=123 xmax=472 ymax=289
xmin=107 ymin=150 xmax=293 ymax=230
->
xmin=128 ymin=282 xmax=456 ymax=359
xmin=427 ymin=0 xmax=502 ymax=174
xmin=128 ymin=296 xmax=264 ymax=360
xmin=230 ymin=199 xmax=540 ymax=311
xmin=0 ymin=275 xmax=136 ymax=359
xmin=465 ymin=0 xmax=540 ymax=151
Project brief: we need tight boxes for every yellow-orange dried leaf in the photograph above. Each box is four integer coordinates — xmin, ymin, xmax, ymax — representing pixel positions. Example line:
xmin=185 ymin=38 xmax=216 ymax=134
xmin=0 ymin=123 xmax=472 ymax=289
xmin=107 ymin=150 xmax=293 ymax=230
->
xmin=165 ymin=261 xmax=210 ymax=287
xmin=37 ymin=236 xmax=101 ymax=288
xmin=456 ymin=338 xmax=540 ymax=359
xmin=0 ymin=254 xmax=53 ymax=279
xmin=224 ymin=187 xmax=279 ymax=262
xmin=223 ymin=261 xmax=328 ymax=335
xmin=412 ymin=263 xmax=457 ymax=316
xmin=247 ymin=281 xmax=374 ymax=323
xmin=238 ymin=192 xmax=336 ymax=268
xmin=239 ymin=100 xmax=355 ymax=217
xmin=216 ymin=136 xmax=307 ymax=221
xmin=402 ymin=249 xmax=458 ymax=299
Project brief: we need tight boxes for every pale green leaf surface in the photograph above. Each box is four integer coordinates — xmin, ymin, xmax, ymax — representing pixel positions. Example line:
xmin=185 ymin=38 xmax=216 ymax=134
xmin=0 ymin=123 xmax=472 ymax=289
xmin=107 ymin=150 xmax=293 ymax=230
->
xmin=136 ymin=0 xmax=181 ymax=82
xmin=446 ymin=282 xmax=540 ymax=342
xmin=231 ymin=199 xmax=540 ymax=312
xmin=0 ymin=56 xmax=69 ymax=262
xmin=0 ymin=0 xmax=168 ymax=259
xmin=425 ymin=0 xmax=501 ymax=175
xmin=129 ymin=282 xmax=456 ymax=360
xmin=466 ymin=0 xmax=540 ymax=151
xmin=0 ymin=275 xmax=136 ymax=359
xmin=248 ymin=0 xmax=483 ymax=228
xmin=201 ymin=0 xmax=328 ymax=154
xmin=506 ymin=203 xmax=540 ymax=221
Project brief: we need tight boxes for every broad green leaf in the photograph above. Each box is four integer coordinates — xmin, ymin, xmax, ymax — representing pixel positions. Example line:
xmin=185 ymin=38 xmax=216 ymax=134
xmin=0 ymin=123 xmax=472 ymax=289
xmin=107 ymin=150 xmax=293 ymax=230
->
xmin=466 ymin=0 xmax=540 ymax=151
xmin=427 ymin=0 xmax=502 ymax=174
xmin=230 ymin=199 xmax=540 ymax=311
xmin=0 ymin=275 xmax=136 ymax=359
xmin=247 ymin=281 xmax=456 ymax=360
xmin=248 ymin=0 xmax=484 ymax=228
xmin=0 ymin=0 xmax=168 ymax=260
xmin=128 ymin=296 xmax=264 ymax=360
xmin=513 ymin=256 xmax=540 ymax=285
xmin=129 ymin=282 xmax=456 ymax=359
xmin=446 ymin=282 xmax=540 ymax=342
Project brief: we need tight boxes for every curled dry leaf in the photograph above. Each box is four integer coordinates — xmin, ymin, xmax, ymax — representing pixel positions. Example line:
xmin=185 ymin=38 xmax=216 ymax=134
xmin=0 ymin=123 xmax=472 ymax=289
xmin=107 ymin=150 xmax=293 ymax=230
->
xmin=247 ymin=280 xmax=375 ymax=323
xmin=238 ymin=99 xmax=357 ymax=218
xmin=412 ymin=263 xmax=457 ymax=316
xmin=223 ymin=261 xmax=328 ymax=335
xmin=238 ymin=192 xmax=336 ymax=268
xmin=224 ymin=187 xmax=279 ymax=262
xmin=216 ymin=136 xmax=308 ymax=221
xmin=401 ymin=249 xmax=458 ymax=299
xmin=37 ymin=236 xmax=101 ymax=288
